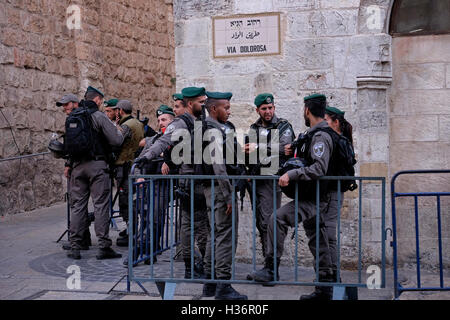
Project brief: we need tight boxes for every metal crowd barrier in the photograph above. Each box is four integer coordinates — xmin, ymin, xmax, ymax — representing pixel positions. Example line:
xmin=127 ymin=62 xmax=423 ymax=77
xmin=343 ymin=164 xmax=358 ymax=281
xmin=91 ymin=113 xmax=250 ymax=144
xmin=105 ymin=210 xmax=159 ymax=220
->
xmin=127 ymin=171 xmax=386 ymax=300
xmin=391 ymin=170 xmax=450 ymax=299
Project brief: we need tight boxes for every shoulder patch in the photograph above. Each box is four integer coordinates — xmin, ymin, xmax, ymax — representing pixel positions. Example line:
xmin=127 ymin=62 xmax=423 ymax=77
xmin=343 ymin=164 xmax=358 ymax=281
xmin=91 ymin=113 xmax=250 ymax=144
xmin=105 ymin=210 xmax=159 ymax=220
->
xmin=165 ymin=124 xmax=175 ymax=135
xmin=313 ymin=142 xmax=325 ymax=158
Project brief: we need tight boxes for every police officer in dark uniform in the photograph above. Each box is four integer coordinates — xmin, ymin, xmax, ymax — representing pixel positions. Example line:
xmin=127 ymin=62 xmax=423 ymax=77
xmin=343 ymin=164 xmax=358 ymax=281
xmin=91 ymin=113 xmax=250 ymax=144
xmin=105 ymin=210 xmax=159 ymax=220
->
xmin=55 ymin=94 xmax=93 ymax=251
xmin=135 ymin=87 xmax=209 ymax=278
xmin=248 ymin=93 xmax=336 ymax=300
xmin=66 ymin=86 xmax=124 ymax=260
xmin=200 ymin=91 xmax=247 ymax=300
xmin=244 ymin=93 xmax=295 ymax=260
xmin=172 ymin=93 xmax=185 ymax=117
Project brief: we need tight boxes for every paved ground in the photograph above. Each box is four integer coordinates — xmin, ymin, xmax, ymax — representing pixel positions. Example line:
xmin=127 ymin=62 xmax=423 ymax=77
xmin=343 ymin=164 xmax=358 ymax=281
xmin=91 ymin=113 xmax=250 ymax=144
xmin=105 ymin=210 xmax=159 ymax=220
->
xmin=0 ymin=202 xmax=448 ymax=301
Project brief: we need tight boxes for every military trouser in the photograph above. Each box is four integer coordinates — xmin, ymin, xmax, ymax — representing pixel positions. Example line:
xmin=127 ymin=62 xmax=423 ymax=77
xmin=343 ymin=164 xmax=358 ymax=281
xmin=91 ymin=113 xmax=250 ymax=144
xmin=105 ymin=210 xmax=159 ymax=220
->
xmin=69 ymin=160 xmax=112 ymax=250
xmin=180 ymin=182 xmax=209 ymax=260
xmin=255 ymin=179 xmax=282 ymax=257
xmin=203 ymin=185 xmax=239 ymax=280
xmin=266 ymin=193 xmax=333 ymax=278
xmin=327 ymin=191 xmax=342 ymax=276
xmin=115 ymin=163 xmax=131 ymax=223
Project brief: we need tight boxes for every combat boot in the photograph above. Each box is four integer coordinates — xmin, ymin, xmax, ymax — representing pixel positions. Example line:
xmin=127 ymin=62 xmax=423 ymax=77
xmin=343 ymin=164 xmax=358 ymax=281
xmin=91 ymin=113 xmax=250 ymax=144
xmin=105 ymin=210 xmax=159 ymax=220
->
xmin=299 ymin=287 xmax=332 ymax=301
xmin=96 ymin=247 xmax=122 ymax=260
xmin=215 ymin=283 xmax=248 ymax=300
xmin=247 ymin=257 xmax=280 ymax=283
xmin=67 ymin=249 xmax=81 ymax=260
xmin=202 ymin=282 xmax=217 ymax=297
xmin=299 ymin=274 xmax=333 ymax=300
xmin=62 ymin=242 xmax=89 ymax=251
xmin=184 ymin=259 xmax=205 ymax=279
xmin=116 ymin=236 xmax=128 ymax=247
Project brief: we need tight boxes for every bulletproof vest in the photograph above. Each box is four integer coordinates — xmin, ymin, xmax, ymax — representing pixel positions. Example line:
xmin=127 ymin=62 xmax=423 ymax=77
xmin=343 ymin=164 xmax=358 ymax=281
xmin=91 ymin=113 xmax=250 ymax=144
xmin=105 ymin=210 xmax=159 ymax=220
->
xmin=142 ymin=133 xmax=166 ymax=174
xmin=296 ymin=126 xmax=357 ymax=196
xmin=115 ymin=116 xmax=145 ymax=165
xmin=247 ymin=117 xmax=295 ymax=175
xmin=202 ymin=119 xmax=245 ymax=177
xmin=64 ymin=101 xmax=108 ymax=161
xmin=165 ymin=113 xmax=206 ymax=175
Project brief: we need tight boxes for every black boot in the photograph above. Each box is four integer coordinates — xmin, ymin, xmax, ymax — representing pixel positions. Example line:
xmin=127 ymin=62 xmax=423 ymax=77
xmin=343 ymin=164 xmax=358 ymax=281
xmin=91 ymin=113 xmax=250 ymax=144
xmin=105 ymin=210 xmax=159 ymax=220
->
xmin=62 ymin=242 xmax=89 ymax=251
xmin=202 ymin=283 xmax=217 ymax=297
xmin=299 ymin=274 xmax=333 ymax=300
xmin=184 ymin=259 xmax=205 ymax=279
xmin=67 ymin=249 xmax=81 ymax=260
xmin=247 ymin=257 xmax=280 ymax=283
xmin=116 ymin=236 xmax=128 ymax=247
xmin=299 ymin=287 xmax=332 ymax=301
xmin=215 ymin=283 xmax=248 ymax=300
xmin=96 ymin=247 xmax=122 ymax=260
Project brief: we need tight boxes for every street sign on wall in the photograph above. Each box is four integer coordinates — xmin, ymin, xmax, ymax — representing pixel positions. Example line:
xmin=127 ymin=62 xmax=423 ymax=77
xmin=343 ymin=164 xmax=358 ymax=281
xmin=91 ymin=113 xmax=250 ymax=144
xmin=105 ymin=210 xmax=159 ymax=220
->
xmin=213 ymin=13 xmax=281 ymax=58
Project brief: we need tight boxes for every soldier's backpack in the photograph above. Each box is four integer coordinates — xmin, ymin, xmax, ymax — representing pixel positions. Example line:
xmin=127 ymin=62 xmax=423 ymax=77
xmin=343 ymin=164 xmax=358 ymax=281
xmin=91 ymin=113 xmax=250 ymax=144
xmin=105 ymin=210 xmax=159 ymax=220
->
xmin=279 ymin=127 xmax=357 ymax=200
xmin=64 ymin=102 xmax=105 ymax=161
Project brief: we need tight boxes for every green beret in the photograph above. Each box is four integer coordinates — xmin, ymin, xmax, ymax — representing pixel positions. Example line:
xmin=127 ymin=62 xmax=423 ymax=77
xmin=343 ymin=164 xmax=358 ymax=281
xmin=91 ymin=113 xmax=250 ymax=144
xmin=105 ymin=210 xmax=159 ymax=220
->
xmin=304 ymin=93 xmax=326 ymax=102
xmin=181 ymin=87 xmax=206 ymax=98
xmin=85 ymin=86 xmax=104 ymax=98
xmin=254 ymin=93 xmax=274 ymax=107
xmin=172 ymin=93 xmax=183 ymax=101
xmin=156 ymin=105 xmax=175 ymax=117
xmin=326 ymin=106 xmax=345 ymax=117
xmin=206 ymin=91 xmax=233 ymax=101
xmin=104 ymin=98 xmax=118 ymax=107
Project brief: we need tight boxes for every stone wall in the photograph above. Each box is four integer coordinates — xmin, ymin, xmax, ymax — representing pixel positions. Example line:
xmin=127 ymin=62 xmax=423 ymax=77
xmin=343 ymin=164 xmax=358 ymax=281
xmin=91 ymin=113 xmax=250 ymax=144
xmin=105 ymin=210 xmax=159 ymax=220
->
xmin=391 ymin=34 xmax=450 ymax=268
xmin=0 ymin=0 xmax=175 ymax=215
xmin=174 ymin=0 xmax=396 ymax=268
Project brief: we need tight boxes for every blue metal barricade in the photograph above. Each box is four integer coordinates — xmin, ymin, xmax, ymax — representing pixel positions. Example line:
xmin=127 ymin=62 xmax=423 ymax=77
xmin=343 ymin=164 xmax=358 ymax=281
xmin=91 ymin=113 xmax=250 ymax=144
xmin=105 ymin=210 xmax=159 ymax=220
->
xmin=127 ymin=170 xmax=386 ymax=299
xmin=391 ymin=170 xmax=450 ymax=299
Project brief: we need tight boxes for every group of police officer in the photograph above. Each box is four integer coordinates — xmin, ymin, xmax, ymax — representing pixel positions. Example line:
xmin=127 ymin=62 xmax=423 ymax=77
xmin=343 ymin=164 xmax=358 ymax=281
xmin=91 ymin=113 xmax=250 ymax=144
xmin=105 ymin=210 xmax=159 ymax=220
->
xmin=54 ymin=84 xmax=351 ymax=301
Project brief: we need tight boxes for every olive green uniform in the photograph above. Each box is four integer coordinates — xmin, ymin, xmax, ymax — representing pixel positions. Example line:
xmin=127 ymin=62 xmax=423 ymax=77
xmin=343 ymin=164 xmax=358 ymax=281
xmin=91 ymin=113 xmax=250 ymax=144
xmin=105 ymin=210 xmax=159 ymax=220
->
xmin=70 ymin=110 xmax=124 ymax=250
xmin=202 ymin=116 xmax=238 ymax=280
xmin=114 ymin=115 xmax=144 ymax=223
xmin=137 ymin=112 xmax=209 ymax=261
xmin=266 ymin=120 xmax=334 ymax=278
xmin=249 ymin=115 xmax=294 ymax=256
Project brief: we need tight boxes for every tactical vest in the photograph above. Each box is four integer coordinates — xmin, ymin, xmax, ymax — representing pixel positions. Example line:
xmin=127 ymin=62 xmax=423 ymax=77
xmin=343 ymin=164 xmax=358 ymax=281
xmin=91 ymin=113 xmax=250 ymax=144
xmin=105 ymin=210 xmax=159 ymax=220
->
xmin=163 ymin=113 xmax=206 ymax=175
xmin=202 ymin=120 xmax=246 ymax=177
xmin=115 ymin=116 xmax=144 ymax=165
xmin=294 ymin=126 xmax=357 ymax=199
xmin=247 ymin=117 xmax=295 ymax=175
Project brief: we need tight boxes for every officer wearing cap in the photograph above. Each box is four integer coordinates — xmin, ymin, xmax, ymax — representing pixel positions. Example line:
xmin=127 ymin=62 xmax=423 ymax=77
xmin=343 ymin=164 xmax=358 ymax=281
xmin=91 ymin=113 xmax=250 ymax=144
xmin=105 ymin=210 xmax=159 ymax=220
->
xmin=172 ymin=93 xmax=186 ymax=116
xmin=110 ymin=100 xmax=144 ymax=246
xmin=200 ymin=91 xmax=247 ymax=300
xmin=56 ymin=94 xmax=79 ymax=116
xmin=135 ymin=87 xmax=209 ymax=279
xmin=127 ymin=105 xmax=177 ymax=266
xmin=244 ymin=93 xmax=295 ymax=261
xmin=248 ymin=93 xmax=336 ymax=300
xmin=54 ymin=93 xmax=93 ymax=251
xmin=66 ymin=86 xmax=124 ymax=260
xmin=104 ymin=98 xmax=119 ymax=123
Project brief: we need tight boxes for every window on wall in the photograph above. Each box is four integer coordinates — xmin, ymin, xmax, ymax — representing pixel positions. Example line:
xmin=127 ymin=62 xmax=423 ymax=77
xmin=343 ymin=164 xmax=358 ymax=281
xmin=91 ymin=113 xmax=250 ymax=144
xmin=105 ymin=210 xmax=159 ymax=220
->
xmin=389 ymin=0 xmax=450 ymax=36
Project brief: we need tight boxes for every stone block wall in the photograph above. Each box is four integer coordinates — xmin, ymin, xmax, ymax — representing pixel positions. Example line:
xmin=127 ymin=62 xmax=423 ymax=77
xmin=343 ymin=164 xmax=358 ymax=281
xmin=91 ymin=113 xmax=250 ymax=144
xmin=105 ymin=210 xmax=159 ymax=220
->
xmin=0 ymin=0 xmax=175 ymax=215
xmin=390 ymin=34 xmax=450 ymax=269
xmin=174 ymin=0 xmax=394 ymax=269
